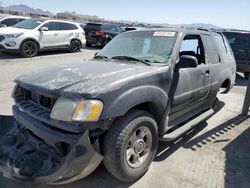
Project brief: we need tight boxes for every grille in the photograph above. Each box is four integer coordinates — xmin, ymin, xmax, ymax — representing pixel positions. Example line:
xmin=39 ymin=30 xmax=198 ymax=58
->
xmin=0 ymin=35 xmax=5 ymax=42
xmin=14 ymin=86 xmax=57 ymax=110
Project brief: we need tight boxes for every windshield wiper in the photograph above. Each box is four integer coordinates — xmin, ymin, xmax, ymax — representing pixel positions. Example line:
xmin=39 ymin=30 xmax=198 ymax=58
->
xmin=94 ymin=55 xmax=108 ymax=61
xmin=111 ymin=56 xmax=151 ymax=66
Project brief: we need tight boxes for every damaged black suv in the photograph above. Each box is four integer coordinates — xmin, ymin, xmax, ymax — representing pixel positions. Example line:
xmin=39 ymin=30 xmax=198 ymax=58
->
xmin=0 ymin=28 xmax=236 ymax=184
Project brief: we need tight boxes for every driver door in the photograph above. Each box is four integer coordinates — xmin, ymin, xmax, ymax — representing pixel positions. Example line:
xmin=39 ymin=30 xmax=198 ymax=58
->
xmin=170 ymin=34 xmax=211 ymax=118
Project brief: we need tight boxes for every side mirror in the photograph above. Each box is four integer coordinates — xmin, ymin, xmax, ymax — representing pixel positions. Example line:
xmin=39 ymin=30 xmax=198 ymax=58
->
xmin=0 ymin=24 xmax=7 ymax=28
xmin=39 ymin=27 xmax=48 ymax=31
xmin=177 ymin=55 xmax=198 ymax=69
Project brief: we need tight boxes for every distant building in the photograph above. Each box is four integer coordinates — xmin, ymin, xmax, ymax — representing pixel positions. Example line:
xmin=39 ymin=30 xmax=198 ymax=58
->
xmin=57 ymin=12 xmax=103 ymax=22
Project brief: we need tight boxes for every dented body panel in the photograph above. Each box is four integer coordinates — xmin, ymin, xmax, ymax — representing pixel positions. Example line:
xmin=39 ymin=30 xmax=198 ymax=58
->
xmin=0 ymin=28 xmax=236 ymax=184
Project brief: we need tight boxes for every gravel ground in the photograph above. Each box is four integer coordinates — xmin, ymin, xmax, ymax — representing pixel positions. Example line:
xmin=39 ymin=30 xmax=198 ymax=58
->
xmin=0 ymin=50 xmax=249 ymax=188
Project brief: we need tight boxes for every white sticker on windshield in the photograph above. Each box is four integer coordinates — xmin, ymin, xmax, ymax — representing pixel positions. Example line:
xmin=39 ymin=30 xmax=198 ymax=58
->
xmin=153 ymin=31 xmax=176 ymax=37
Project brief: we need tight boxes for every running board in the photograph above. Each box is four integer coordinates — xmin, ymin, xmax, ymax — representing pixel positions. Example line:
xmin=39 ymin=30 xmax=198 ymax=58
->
xmin=160 ymin=109 xmax=214 ymax=141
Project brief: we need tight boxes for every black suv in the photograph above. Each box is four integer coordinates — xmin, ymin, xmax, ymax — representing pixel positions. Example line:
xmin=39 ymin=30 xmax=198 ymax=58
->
xmin=222 ymin=30 xmax=250 ymax=79
xmin=84 ymin=23 xmax=123 ymax=47
xmin=0 ymin=28 xmax=236 ymax=184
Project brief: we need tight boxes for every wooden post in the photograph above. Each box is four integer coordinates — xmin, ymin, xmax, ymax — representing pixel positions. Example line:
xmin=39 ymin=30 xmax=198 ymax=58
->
xmin=242 ymin=72 xmax=250 ymax=115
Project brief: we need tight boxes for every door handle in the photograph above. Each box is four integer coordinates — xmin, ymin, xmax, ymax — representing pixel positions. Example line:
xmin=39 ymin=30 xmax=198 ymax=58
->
xmin=53 ymin=34 xmax=58 ymax=37
xmin=202 ymin=70 xmax=210 ymax=75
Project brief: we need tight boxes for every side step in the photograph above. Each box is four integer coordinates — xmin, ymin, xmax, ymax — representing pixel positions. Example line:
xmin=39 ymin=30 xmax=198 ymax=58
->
xmin=160 ymin=109 xmax=214 ymax=141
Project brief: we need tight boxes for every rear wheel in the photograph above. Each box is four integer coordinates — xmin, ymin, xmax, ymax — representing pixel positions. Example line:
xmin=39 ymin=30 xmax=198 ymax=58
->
xmin=70 ymin=40 xmax=82 ymax=52
xmin=244 ymin=72 xmax=249 ymax=79
xmin=20 ymin=40 xmax=39 ymax=58
xmin=103 ymin=110 xmax=158 ymax=182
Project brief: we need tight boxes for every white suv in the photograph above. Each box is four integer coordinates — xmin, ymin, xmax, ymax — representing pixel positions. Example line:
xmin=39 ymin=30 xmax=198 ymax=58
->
xmin=0 ymin=16 xmax=29 ymax=28
xmin=0 ymin=18 xmax=86 ymax=57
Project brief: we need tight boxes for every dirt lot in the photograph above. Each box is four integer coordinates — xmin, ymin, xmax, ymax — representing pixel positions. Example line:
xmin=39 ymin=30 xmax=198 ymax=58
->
xmin=0 ymin=50 xmax=249 ymax=188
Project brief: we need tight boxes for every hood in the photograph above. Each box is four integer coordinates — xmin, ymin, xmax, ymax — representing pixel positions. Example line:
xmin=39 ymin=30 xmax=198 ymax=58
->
xmin=15 ymin=60 xmax=161 ymax=97
xmin=0 ymin=27 xmax=30 ymax=34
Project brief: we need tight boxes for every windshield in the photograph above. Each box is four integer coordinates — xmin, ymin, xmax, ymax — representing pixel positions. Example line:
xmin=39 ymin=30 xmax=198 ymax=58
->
xmin=98 ymin=31 xmax=177 ymax=64
xmin=13 ymin=19 xmax=45 ymax=29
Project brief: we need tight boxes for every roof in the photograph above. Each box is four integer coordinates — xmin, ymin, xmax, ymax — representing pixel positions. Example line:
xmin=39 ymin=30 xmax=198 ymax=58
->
xmin=124 ymin=27 xmax=221 ymax=36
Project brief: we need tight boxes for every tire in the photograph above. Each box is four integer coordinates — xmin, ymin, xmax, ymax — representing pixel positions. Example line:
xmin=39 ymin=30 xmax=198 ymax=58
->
xmin=20 ymin=40 xmax=39 ymax=58
xmin=244 ymin=72 xmax=249 ymax=79
xmin=70 ymin=40 xmax=82 ymax=52
xmin=103 ymin=110 xmax=158 ymax=182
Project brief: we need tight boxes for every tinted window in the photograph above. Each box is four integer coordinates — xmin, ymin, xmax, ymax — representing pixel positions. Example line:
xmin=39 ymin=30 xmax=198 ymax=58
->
xmin=58 ymin=22 xmax=78 ymax=30
xmin=102 ymin=25 xmax=123 ymax=32
xmin=84 ymin=23 xmax=101 ymax=31
xmin=1 ymin=18 xmax=18 ymax=26
xmin=13 ymin=19 xmax=45 ymax=29
xmin=42 ymin=22 xmax=58 ymax=31
xmin=223 ymin=32 xmax=250 ymax=48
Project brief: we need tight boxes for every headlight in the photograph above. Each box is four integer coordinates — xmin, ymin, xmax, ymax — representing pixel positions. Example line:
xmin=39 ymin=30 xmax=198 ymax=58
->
xmin=3 ymin=33 xmax=24 ymax=38
xmin=50 ymin=97 xmax=103 ymax=122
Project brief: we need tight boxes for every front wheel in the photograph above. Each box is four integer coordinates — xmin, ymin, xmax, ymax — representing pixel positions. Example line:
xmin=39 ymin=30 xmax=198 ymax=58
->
xmin=20 ymin=40 xmax=39 ymax=58
xmin=103 ymin=110 xmax=158 ymax=182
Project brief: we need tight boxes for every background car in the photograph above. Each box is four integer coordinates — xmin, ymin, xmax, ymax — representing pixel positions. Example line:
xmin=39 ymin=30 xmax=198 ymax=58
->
xmin=0 ymin=15 xmax=29 ymax=28
xmin=0 ymin=18 xmax=86 ymax=57
xmin=84 ymin=23 xmax=123 ymax=47
xmin=222 ymin=30 xmax=250 ymax=79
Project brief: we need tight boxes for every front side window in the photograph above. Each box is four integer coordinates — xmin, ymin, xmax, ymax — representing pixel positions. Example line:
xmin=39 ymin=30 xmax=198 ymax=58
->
xmin=98 ymin=31 xmax=177 ymax=64
xmin=180 ymin=35 xmax=206 ymax=65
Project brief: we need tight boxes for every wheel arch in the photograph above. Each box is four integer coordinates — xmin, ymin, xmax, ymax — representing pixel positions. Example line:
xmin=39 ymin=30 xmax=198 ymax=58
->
xmin=20 ymin=38 xmax=40 ymax=51
xmin=220 ymin=78 xmax=231 ymax=94
xmin=102 ymin=86 xmax=169 ymax=134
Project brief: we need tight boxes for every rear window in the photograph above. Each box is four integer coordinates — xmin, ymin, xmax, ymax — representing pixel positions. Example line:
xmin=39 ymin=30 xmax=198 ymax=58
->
xmin=84 ymin=23 xmax=101 ymax=31
xmin=102 ymin=24 xmax=123 ymax=32
xmin=223 ymin=32 xmax=250 ymax=48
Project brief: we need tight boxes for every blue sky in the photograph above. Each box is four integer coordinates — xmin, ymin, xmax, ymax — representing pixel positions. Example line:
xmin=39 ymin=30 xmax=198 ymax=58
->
xmin=1 ymin=0 xmax=250 ymax=30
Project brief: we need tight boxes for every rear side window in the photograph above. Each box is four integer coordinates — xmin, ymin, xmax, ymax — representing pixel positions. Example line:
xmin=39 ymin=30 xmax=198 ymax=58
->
xmin=214 ymin=34 xmax=235 ymax=62
xmin=202 ymin=34 xmax=220 ymax=64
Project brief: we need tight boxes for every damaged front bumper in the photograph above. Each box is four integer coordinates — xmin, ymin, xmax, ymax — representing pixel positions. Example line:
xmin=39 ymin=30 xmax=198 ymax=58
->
xmin=0 ymin=108 xmax=103 ymax=185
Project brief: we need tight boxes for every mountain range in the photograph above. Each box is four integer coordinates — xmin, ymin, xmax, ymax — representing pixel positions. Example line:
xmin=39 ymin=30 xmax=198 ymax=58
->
xmin=3 ymin=4 xmax=222 ymax=29
xmin=4 ymin=4 xmax=54 ymax=17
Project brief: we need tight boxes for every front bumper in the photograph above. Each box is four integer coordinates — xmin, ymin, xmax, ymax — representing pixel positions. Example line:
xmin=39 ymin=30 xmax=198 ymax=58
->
xmin=0 ymin=44 xmax=20 ymax=53
xmin=0 ymin=106 xmax=103 ymax=184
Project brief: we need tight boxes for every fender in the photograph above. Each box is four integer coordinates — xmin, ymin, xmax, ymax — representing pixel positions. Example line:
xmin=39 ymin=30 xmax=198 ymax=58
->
xmin=101 ymin=85 xmax=169 ymax=129
xmin=20 ymin=37 xmax=41 ymax=50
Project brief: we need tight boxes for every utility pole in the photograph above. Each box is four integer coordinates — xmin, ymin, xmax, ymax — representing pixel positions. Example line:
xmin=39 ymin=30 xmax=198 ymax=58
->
xmin=242 ymin=72 xmax=250 ymax=116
